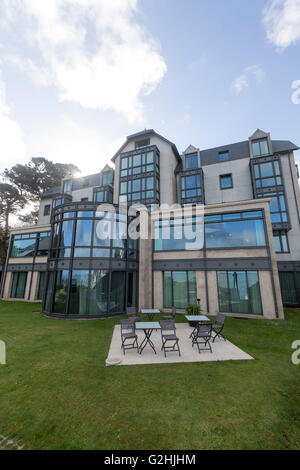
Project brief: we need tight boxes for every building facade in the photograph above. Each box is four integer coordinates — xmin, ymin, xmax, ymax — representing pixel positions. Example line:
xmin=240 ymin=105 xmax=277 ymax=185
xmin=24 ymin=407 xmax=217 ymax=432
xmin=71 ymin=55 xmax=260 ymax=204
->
xmin=1 ymin=129 xmax=299 ymax=319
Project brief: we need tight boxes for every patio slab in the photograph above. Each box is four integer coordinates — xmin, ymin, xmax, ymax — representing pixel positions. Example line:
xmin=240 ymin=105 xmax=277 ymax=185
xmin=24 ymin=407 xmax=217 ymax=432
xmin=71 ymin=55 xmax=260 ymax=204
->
xmin=106 ymin=323 xmax=253 ymax=366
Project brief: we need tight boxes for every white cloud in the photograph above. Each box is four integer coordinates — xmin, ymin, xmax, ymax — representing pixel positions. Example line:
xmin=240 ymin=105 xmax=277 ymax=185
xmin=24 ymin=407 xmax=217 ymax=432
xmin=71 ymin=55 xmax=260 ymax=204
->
xmin=231 ymin=65 xmax=265 ymax=94
xmin=0 ymin=0 xmax=167 ymax=123
xmin=263 ymin=0 xmax=300 ymax=49
xmin=26 ymin=114 xmax=125 ymax=176
xmin=0 ymin=72 xmax=27 ymax=172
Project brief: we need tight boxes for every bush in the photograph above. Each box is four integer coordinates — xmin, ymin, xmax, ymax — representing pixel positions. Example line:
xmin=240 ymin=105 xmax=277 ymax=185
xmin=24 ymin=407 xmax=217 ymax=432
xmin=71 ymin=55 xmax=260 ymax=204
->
xmin=185 ymin=303 xmax=201 ymax=315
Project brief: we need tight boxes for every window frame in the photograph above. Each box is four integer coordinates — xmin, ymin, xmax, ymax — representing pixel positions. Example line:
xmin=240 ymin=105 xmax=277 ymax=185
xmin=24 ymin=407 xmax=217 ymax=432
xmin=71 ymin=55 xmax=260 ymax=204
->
xmin=219 ymin=173 xmax=233 ymax=190
xmin=163 ymin=270 xmax=197 ymax=309
xmin=219 ymin=151 xmax=229 ymax=161
xmin=251 ymin=139 xmax=269 ymax=157
xmin=217 ymin=270 xmax=263 ymax=315
xmin=185 ymin=154 xmax=198 ymax=170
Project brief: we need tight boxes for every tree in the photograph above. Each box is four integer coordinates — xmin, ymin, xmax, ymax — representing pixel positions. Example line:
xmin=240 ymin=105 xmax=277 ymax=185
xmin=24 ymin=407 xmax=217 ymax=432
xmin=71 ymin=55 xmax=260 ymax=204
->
xmin=0 ymin=225 xmax=9 ymax=264
xmin=3 ymin=157 xmax=80 ymax=202
xmin=0 ymin=183 xmax=26 ymax=236
xmin=18 ymin=207 xmax=39 ymax=225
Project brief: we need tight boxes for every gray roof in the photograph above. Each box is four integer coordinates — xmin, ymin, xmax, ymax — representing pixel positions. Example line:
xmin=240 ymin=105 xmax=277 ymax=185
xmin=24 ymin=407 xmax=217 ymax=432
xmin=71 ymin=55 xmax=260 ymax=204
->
xmin=71 ymin=173 xmax=100 ymax=191
xmin=41 ymin=186 xmax=61 ymax=199
xmin=176 ymin=139 xmax=299 ymax=171
xmin=111 ymin=129 xmax=181 ymax=162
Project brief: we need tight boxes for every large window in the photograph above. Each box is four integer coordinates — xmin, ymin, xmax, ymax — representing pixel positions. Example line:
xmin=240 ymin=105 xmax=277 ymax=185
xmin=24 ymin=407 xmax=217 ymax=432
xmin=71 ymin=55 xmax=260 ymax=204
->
xmin=257 ymin=191 xmax=288 ymax=224
xmin=53 ymin=270 xmax=69 ymax=314
xmin=217 ymin=271 xmax=263 ymax=315
xmin=163 ymin=271 xmax=197 ymax=309
xmin=279 ymin=272 xmax=300 ymax=306
xmin=50 ymin=208 xmax=138 ymax=260
xmin=205 ymin=211 xmax=266 ymax=249
xmin=69 ymin=270 xmax=89 ymax=314
xmin=253 ymin=160 xmax=282 ymax=188
xmin=120 ymin=150 xmax=157 ymax=177
xmin=10 ymin=232 xmax=51 ymax=258
xmin=185 ymin=154 xmax=198 ymax=170
xmin=154 ymin=211 xmax=266 ymax=251
xmin=10 ymin=272 xmax=27 ymax=299
xmin=120 ymin=176 xmax=155 ymax=203
xmin=120 ymin=149 xmax=160 ymax=205
xmin=252 ymin=139 xmax=269 ymax=157
xmin=180 ymin=174 xmax=202 ymax=201
xmin=154 ymin=217 xmax=203 ymax=251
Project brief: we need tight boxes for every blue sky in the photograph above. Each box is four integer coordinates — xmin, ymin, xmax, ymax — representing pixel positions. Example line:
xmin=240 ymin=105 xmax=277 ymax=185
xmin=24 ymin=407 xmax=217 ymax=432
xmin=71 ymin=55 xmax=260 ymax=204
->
xmin=0 ymin=0 xmax=299 ymax=177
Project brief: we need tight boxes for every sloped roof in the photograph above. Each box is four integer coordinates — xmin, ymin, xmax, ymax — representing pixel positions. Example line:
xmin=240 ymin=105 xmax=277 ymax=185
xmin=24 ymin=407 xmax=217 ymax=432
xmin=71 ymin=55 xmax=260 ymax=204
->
xmin=111 ymin=129 xmax=181 ymax=162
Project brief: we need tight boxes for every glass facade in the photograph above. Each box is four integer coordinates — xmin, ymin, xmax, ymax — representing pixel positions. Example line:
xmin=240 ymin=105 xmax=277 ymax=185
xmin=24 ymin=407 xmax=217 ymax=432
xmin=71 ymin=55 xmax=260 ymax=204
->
xmin=217 ymin=271 xmax=263 ymax=315
xmin=119 ymin=147 xmax=160 ymax=206
xmin=11 ymin=272 xmax=27 ymax=299
xmin=43 ymin=203 xmax=138 ymax=317
xmin=163 ymin=271 xmax=197 ymax=309
xmin=10 ymin=232 xmax=51 ymax=258
xmin=154 ymin=211 xmax=266 ymax=251
xmin=205 ymin=211 xmax=266 ymax=249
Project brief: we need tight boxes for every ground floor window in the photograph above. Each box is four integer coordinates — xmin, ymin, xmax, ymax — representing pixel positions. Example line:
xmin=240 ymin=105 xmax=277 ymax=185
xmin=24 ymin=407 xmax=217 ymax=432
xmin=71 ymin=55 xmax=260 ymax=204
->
xmin=44 ymin=269 xmax=137 ymax=316
xmin=163 ymin=271 xmax=197 ymax=309
xmin=279 ymin=272 xmax=300 ymax=305
xmin=11 ymin=272 xmax=27 ymax=299
xmin=217 ymin=271 xmax=263 ymax=315
xmin=37 ymin=272 xmax=46 ymax=300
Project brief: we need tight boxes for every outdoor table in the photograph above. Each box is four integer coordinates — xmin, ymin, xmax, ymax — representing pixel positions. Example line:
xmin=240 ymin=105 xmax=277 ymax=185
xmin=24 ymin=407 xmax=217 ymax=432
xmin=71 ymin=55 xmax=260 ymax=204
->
xmin=135 ymin=322 xmax=161 ymax=354
xmin=185 ymin=315 xmax=212 ymax=338
xmin=185 ymin=315 xmax=211 ymax=323
xmin=140 ymin=309 xmax=161 ymax=321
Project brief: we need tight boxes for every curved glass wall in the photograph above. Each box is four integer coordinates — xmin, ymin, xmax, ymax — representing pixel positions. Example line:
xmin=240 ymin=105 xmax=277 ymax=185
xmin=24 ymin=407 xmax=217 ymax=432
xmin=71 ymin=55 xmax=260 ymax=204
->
xmin=43 ymin=203 xmax=138 ymax=318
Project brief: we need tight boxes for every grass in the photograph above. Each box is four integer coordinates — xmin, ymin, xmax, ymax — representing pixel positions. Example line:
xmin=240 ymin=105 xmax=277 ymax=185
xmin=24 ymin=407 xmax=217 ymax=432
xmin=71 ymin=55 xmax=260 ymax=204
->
xmin=0 ymin=300 xmax=299 ymax=450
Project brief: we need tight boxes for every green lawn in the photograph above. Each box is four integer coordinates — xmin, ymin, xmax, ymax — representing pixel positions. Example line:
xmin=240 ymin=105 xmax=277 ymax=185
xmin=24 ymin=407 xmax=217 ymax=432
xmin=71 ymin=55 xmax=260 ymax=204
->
xmin=0 ymin=300 xmax=299 ymax=450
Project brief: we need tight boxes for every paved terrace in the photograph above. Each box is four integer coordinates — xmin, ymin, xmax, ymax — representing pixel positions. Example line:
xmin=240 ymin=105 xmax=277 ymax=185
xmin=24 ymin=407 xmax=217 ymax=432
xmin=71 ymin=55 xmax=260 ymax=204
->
xmin=106 ymin=323 xmax=253 ymax=366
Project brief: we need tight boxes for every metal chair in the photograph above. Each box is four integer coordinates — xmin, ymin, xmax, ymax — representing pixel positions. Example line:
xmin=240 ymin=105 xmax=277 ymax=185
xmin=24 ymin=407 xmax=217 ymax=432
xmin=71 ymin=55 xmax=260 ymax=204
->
xmin=162 ymin=306 xmax=176 ymax=321
xmin=191 ymin=323 xmax=213 ymax=353
xmin=120 ymin=319 xmax=139 ymax=355
xmin=126 ymin=306 xmax=139 ymax=323
xmin=160 ymin=320 xmax=181 ymax=357
xmin=212 ymin=314 xmax=226 ymax=342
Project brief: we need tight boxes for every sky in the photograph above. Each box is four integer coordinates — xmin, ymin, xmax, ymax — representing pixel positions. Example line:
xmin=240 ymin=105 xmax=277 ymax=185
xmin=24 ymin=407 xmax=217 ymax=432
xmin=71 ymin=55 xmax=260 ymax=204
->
xmin=0 ymin=0 xmax=299 ymax=179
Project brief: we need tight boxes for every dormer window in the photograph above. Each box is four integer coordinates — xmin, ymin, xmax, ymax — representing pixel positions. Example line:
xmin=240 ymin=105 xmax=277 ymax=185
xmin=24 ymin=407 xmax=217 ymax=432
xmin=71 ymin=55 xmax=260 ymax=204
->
xmin=102 ymin=172 xmax=111 ymax=186
xmin=135 ymin=138 xmax=150 ymax=149
xmin=219 ymin=151 xmax=229 ymax=161
xmin=63 ymin=180 xmax=71 ymax=194
xmin=185 ymin=154 xmax=198 ymax=170
xmin=252 ymin=139 xmax=269 ymax=157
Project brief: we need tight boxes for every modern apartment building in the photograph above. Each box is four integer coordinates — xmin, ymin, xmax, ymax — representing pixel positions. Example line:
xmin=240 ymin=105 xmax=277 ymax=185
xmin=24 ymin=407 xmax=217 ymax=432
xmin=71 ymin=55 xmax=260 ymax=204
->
xmin=1 ymin=128 xmax=299 ymax=320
